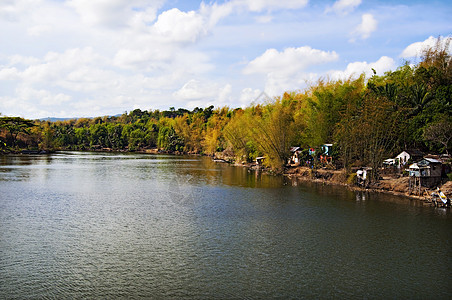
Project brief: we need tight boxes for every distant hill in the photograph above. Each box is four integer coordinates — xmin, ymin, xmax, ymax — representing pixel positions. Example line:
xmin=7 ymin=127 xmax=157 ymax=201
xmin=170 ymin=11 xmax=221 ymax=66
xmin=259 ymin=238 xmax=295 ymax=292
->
xmin=39 ymin=117 xmax=78 ymax=122
xmin=39 ymin=114 xmax=121 ymax=122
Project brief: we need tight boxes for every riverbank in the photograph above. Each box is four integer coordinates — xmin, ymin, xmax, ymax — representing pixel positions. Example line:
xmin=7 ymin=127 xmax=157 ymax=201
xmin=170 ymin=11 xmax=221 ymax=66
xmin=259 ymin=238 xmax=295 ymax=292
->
xmin=283 ymin=166 xmax=452 ymax=206
xmin=227 ymin=155 xmax=451 ymax=206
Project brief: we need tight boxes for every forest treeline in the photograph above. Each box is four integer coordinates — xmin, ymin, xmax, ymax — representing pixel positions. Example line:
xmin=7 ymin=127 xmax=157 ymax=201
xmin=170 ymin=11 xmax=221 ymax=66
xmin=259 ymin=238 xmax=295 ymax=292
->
xmin=1 ymin=39 xmax=451 ymax=172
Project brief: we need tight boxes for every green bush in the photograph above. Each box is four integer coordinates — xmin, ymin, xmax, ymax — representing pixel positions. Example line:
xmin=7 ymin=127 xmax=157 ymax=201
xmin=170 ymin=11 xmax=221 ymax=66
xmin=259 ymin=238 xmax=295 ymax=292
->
xmin=347 ymin=173 xmax=357 ymax=185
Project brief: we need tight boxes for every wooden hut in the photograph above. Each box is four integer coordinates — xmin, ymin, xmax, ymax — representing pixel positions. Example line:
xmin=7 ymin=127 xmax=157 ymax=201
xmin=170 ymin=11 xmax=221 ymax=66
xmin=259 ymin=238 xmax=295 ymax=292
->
xmin=408 ymin=158 xmax=442 ymax=190
xmin=289 ymin=147 xmax=301 ymax=165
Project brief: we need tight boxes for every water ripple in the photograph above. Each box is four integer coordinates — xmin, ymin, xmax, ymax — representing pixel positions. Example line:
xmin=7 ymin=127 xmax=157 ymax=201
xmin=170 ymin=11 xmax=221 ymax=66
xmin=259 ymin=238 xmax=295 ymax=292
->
xmin=0 ymin=152 xmax=451 ymax=299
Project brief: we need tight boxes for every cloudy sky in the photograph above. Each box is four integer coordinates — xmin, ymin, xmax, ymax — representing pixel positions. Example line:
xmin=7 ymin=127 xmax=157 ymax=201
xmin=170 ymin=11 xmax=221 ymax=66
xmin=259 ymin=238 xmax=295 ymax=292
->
xmin=0 ymin=0 xmax=451 ymax=119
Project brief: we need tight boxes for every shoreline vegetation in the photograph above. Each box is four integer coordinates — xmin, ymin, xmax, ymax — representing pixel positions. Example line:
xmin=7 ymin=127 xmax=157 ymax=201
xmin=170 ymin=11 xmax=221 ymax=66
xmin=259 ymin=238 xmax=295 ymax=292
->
xmin=1 ymin=39 xmax=451 ymax=205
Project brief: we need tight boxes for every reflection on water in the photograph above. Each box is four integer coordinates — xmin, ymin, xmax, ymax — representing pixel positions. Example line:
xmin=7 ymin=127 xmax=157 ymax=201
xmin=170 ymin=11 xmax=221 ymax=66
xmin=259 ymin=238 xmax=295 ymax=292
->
xmin=0 ymin=152 xmax=451 ymax=299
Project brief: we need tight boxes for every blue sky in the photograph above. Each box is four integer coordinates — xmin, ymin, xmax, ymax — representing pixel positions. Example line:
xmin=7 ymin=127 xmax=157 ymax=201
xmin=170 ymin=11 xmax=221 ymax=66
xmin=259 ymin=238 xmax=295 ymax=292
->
xmin=0 ymin=0 xmax=451 ymax=119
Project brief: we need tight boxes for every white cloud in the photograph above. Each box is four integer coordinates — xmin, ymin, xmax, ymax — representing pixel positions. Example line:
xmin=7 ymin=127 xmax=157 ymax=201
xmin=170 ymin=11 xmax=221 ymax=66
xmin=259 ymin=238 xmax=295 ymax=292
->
xmin=0 ymin=0 xmax=80 ymax=38
xmin=400 ymin=36 xmax=452 ymax=58
xmin=18 ymin=48 xmax=109 ymax=87
xmin=243 ymin=46 xmax=338 ymax=96
xmin=244 ymin=46 xmax=338 ymax=75
xmin=17 ymin=86 xmax=71 ymax=106
xmin=240 ymin=0 xmax=308 ymax=12
xmin=174 ymin=79 xmax=217 ymax=100
xmin=0 ymin=95 xmax=56 ymax=119
xmin=326 ymin=0 xmax=361 ymax=15
xmin=200 ymin=1 xmax=235 ymax=28
xmin=350 ymin=13 xmax=377 ymax=41
xmin=330 ymin=56 xmax=395 ymax=80
xmin=218 ymin=84 xmax=232 ymax=104
xmin=0 ymin=0 xmax=31 ymax=22
xmin=0 ymin=67 xmax=19 ymax=80
xmin=173 ymin=80 xmax=232 ymax=108
xmin=199 ymin=0 xmax=308 ymax=26
xmin=66 ymin=0 xmax=163 ymax=28
xmin=8 ymin=55 xmax=40 ymax=66
xmin=255 ymin=15 xmax=273 ymax=23
xmin=27 ymin=24 xmax=52 ymax=36
xmin=264 ymin=71 xmax=321 ymax=97
xmin=240 ymin=88 xmax=262 ymax=107
xmin=153 ymin=8 xmax=207 ymax=43
xmin=113 ymin=47 xmax=174 ymax=71
xmin=183 ymin=87 xmax=233 ymax=109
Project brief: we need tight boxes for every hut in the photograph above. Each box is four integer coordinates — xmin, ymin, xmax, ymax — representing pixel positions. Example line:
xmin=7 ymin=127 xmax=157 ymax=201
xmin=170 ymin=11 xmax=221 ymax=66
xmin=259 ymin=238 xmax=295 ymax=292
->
xmin=356 ymin=167 xmax=372 ymax=187
xmin=289 ymin=147 xmax=302 ymax=165
xmin=408 ymin=158 xmax=442 ymax=189
xmin=256 ymin=156 xmax=265 ymax=166
xmin=321 ymin=144 xmax=333 ymax=156
xmin=396 ymin=150 xmax=423 ymax=168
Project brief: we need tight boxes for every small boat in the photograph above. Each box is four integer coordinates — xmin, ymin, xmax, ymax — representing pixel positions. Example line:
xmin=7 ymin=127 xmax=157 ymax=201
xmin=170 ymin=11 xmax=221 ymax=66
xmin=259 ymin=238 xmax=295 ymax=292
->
xmin=431 ymin=188 xmax=450 ymax=208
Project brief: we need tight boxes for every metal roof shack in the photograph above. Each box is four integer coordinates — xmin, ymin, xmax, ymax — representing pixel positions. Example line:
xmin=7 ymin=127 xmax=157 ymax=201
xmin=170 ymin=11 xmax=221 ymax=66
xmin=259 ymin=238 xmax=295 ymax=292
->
xmin=408 ymin=158 xmax=442 ymax=188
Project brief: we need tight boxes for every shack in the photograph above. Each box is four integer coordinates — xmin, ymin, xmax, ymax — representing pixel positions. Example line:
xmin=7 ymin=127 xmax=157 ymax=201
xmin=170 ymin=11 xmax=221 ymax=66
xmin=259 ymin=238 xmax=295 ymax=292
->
xmin=396 ymin=150 xmax=423 ymax=168
xmin=356 ymin=167 xmax=372 ymax=187
xmin=320 ymin=144 xmax=333 ymax=164
xmin=408 ymin=158 xmax=442 ymax=189
xmin=321 ymin=144 xmax=333 ymax=156
xmin=289 ymin=147 xmax=301 ymax=165
xmin=256 ymin=156 xmax=265 ymax=167
xmin=383 ymin=158 xmax=397 ymax=167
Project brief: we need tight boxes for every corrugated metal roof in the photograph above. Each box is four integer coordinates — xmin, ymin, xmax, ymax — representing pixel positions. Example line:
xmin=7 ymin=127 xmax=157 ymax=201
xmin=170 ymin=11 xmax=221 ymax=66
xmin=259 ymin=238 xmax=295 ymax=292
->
xmin=424 ymin=158 xmax=441 ymax=163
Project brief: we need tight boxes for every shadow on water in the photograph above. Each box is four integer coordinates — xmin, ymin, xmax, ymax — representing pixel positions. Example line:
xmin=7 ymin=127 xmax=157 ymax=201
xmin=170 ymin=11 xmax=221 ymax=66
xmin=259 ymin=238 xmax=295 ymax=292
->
xmin=0 ymin=154 xmax=54 ymax=181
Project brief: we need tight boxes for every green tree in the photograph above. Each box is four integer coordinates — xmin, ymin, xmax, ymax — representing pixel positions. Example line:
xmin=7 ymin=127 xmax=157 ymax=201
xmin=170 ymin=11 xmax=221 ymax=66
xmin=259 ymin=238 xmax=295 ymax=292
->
xmin=128 ymin=129 xmax=146 ymax=151
xmin=74 ymin=127 xmax=90 ymax=149
xmin=157 ymin=126 xmax=184 ymax=151
xmin=306 ymin=76 xmax=365 ymax=147
xmin=0 ymin=117 xmax=35 ymax=148
xmin=247 ymin=100 xmax=298 ymax=170
xmin=39 ymin=122 xmax=55 ymax=150
xmin=223 ymin=109 xmax=252 ymax=161
xmin=89 ymin=123 xmax=108 ymax=148
xmin=105 ymin=123 xmax=125 ymax=149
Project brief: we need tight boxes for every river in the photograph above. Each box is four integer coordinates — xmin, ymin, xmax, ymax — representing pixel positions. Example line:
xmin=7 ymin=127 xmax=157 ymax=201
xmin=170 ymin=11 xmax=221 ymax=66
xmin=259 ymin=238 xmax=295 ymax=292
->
xmin=0 ymin=152 xmax=451 ymax=299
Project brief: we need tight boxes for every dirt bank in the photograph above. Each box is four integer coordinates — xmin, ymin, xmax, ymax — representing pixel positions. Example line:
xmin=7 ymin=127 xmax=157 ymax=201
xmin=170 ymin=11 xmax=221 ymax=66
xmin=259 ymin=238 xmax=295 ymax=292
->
xmin=284 ymin=166 xmax=452 ymax=205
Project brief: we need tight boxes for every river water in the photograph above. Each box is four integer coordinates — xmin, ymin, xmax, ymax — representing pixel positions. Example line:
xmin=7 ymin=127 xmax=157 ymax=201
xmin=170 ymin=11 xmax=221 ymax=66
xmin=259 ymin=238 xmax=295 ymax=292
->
xmin=0 ymin=152 xmax=451 ymax=299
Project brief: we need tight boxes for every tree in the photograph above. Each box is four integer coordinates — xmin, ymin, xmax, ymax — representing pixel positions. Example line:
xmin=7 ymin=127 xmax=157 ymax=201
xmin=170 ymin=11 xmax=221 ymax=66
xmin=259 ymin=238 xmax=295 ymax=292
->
xmin=89 ymin=123 xmax=108 ymax=148
xmin=407 ymin=83 xmax=432 ymax=117
xmin=306 ymin=76 xmax=365 ymax=147
xmin=157 ymin=126 xmax=184 ymax=151
xmin=423 ymin=118 xmax=452 ymax=154
xmin=247 ymin=100 xmax=297 ymax=170
xmin=39 ymin=122 xmax=55 ymax=150
xmin=105 ymin=123 xmax=125 ymax=149
xmin=74 ymin=127 xmax=90 ymax=149
xmin=357 ymin=94 xmax=399 ymax=180
xmin=334 ymin=102 xmax=361 ymax=170
xmin=223 ymin=109 xmax=252 ymax=161
xmin=128 ymin=129 xmax=146 ymax=151
xmin=0 ymin=117 xmax=35 ymax=148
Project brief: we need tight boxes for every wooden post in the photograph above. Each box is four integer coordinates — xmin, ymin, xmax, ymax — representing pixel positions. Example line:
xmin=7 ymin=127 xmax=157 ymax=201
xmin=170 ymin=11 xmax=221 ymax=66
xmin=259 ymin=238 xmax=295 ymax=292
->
xmin=418 ymin=177 xmax=421 ymax=195
xmin=408 ymin=176 xmax=412 ymax=194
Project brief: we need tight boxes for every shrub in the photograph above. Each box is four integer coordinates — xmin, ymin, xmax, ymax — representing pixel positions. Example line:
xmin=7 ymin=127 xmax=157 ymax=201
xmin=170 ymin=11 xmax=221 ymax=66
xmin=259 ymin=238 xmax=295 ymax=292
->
xmin=347 ymin=173 xmax=357 ymax=185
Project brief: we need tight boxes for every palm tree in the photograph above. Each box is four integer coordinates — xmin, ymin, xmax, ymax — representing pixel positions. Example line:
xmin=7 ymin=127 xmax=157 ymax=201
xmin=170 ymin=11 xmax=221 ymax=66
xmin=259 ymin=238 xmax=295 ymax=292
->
xmin=407 ymin=84 xmax=432 ymax=117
